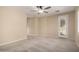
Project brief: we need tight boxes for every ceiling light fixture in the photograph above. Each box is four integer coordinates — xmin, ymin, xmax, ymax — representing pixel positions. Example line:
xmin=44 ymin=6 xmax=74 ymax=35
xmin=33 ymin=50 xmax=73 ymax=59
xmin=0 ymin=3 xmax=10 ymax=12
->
xmin=38 ymin=10 xmax=44 ymax=13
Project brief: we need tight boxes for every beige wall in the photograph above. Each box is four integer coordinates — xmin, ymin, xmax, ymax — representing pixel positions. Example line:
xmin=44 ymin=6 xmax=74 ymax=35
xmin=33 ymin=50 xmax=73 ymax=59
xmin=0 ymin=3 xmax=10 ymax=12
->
xmin=28 ymin=11 xmax=75 ymax=39
xmin=28 ymin=15 xmax=58 ymax=38
xmin=0 ymin=7 xmax=27 ymax=45
xmin=75 ymin=7 xmax=79 ymax=47
xmin=27 ymin=17 xmax=39 ymax=35
xmin=39 ymin=15 xmax=58 ymax=38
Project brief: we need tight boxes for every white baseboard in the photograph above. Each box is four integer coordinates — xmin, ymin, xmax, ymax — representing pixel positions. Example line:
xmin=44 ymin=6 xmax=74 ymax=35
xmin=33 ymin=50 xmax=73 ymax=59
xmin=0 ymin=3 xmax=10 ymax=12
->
xmin=0 ymin=36 xmax=27 ymax=46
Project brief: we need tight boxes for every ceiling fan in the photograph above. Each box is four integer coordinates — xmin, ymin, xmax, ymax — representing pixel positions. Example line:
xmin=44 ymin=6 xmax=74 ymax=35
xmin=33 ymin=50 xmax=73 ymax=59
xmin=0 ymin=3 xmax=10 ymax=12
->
xmin=32 ymin=6 xmax=51 ymax=14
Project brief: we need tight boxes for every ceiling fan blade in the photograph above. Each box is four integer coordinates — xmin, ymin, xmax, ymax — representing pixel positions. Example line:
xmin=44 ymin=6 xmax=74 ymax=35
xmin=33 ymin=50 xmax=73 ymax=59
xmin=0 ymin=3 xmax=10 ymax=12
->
xmin=44 ymin=11 xmax=48 ymax=13
xmin=44 ymin=6 xmax=51 ymax=10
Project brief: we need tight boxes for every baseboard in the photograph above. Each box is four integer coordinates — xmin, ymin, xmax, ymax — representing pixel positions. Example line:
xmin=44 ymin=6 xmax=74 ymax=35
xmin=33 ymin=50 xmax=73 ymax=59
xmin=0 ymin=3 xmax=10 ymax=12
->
xmin=0 ymin=36 xmax=27 ymax=46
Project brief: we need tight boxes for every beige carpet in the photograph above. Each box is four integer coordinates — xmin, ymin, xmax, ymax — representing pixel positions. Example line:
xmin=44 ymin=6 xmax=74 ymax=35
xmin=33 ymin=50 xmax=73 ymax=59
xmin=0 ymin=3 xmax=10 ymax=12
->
xmin=0 ymin=36 xmax=79 ymax=52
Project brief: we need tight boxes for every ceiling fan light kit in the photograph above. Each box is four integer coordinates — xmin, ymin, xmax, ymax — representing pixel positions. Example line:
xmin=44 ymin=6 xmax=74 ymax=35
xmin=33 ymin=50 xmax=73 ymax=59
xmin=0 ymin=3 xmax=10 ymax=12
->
xmin=38 ymin=10 xmax=44 ymax=13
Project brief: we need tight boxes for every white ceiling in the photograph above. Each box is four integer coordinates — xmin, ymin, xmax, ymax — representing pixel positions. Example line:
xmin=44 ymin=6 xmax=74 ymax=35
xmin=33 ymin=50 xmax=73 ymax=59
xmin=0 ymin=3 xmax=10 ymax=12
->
xmin=20 ymin=6 xmax=76 ymax=17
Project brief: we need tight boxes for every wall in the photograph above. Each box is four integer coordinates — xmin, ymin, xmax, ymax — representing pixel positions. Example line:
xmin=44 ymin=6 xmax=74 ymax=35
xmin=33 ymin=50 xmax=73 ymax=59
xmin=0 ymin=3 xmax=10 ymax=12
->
xmin=27 ymin=17 xmax=40 ymax=35
xmin=0 ymin=7 xmax=27 ymax=45
xmin=39 ymin=15 xmax=58 ymax=38
xmin=28 ymin=11 xmax=75 ymax=39
xmin=75 ymin=7 xmax=79 ymax=47
xmin=28 ymin=15 xmax=58 ymax=38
